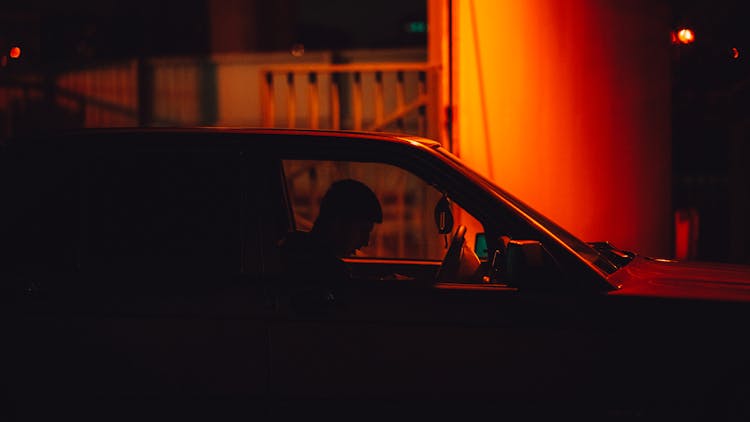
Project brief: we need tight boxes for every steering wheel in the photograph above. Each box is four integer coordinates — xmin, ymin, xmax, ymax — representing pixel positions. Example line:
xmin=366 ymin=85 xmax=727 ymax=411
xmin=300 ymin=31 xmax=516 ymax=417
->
xmin=435 ymin=225 xmax=467 ymax=283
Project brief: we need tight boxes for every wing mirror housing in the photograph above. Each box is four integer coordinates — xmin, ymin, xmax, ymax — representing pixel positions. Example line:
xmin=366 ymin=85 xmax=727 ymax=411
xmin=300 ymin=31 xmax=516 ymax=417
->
xmin=434 ymin=194 xmax=454 ymax=235
xmin=496 ymin=240 xmax=560 ymax=291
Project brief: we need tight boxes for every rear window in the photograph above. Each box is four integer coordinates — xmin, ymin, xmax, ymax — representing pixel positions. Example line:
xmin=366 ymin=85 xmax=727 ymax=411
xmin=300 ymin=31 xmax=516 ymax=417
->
xmin=0 ymin=144 xmax=243 ymax=275
xmin=82 ymin=148 xmax=242 ymax=273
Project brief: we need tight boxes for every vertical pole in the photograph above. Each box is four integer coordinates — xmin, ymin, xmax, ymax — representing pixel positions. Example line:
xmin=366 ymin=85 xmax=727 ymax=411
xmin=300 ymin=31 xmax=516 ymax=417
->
xmin=137 ymin=58 xmax=154 ymax=127
xmin=374 ymin=71 xmax=384 ymax=129
xmin=308 ymin=72 xmax=319 ymax=129
xmin=428 ymin=0 xmax=449 ymax=146
xmin=353 ymin=71 xmax=363 ymax=131
xmin=198 ymin=59 xmax=218 ymax=126
xmin=261 ymin=71 xmax=275 ymax=127
xmin=396 ymin=71 xmax=405 ymax=131
xmin=91 ymin=68 xmax=100 ymax=126
xmin=286 ymin=72 xmax=296 ymax=128
xmin=330 ymin=72 xmax=341 ymax=130
xmin=75 ymin=71 xmax=86 ymax=126
xmin=417 ymin=71 xmax=427 ymax=137
xmin=427 ymin=67 xmax=442 ymax=141
xmin=115 ymin=67 xmax=124 ymax=125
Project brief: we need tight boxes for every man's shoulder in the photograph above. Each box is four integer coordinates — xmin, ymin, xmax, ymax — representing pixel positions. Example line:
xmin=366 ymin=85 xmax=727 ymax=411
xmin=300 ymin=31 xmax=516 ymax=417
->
xmin=279 ymin=231 xmax=349 ymax=281
xmin=280 ymin=230 xmax=315 ymax=252
xmin=279 ymin=230 xmax=330 ymax=265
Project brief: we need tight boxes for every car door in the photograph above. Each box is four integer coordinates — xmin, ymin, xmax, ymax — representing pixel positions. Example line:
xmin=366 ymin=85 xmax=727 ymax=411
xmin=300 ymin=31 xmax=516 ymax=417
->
xmin=263 ymin=143 xmax=604 ymax=418
xmin=4 ymin=135 xmax=271 ymax=419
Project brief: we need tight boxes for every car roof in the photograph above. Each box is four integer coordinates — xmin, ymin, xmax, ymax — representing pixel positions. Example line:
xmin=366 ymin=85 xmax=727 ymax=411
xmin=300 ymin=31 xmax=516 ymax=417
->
xmin=12 ymin=127 xmax=444 ymax=149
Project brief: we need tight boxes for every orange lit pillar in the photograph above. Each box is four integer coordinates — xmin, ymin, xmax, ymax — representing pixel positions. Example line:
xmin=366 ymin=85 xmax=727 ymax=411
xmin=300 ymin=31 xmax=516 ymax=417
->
xmin=428 ymin=0 xmax=451 ymax=147
xmin=452 ymin=0 xmax=672 ymax=257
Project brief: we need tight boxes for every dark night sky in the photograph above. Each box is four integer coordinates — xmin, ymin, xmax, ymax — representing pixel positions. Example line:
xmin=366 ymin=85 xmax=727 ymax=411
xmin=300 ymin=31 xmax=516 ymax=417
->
xmin=1 ymin=0 xmax=746 ymax=72
xmin=294 ymin=0 xmax=426 ymax=50
xmin=2 ymin=0 xmax=746 ymax=72
xmin=2 ymin=0 xmax=426 ymax=66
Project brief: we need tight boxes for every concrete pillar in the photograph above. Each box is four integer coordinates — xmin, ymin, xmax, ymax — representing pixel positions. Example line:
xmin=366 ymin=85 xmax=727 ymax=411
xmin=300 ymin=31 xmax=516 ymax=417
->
xmin=452 ymin=0 xmax=672 ymax=257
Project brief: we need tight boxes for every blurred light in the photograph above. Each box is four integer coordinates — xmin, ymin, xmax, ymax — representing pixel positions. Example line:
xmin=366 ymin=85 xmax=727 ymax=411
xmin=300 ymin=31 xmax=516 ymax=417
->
xmin=9 ymin=46 xmax=21 ymax=59
xmin=677 ymin=28 xmax=695 ymax=44
xmin=732 ymin=47 xmax=739 ymax=59
xmin=1 ymin=56 xmax=7 ymax=67
xmin=290 ymin=43 xmax=305 ymax=57
xmin=405 ymin=21 xmax=427 ymax=33
xmin=674 ymin=208 xmax=699 ymax=260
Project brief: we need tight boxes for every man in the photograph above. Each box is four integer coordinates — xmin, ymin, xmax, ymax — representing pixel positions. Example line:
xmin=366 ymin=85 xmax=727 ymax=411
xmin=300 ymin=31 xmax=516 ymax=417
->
xmin=280 ymin=178 xmax=383 ymax=285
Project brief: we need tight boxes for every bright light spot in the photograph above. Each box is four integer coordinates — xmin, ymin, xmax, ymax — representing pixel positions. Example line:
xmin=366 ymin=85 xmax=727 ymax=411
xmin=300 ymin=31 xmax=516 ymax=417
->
xmin=732 ymin=47 xmax=739 ymax=59
xmin=677 ymin=28 xmax=695 ymax=44
xmin=9 ymin=46 xmax=21 ymax=59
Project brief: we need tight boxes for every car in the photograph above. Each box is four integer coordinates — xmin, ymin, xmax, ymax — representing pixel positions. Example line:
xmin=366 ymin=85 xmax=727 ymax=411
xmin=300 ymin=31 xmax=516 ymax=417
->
xmin=2 ymin=127 xmax=749 ymax=421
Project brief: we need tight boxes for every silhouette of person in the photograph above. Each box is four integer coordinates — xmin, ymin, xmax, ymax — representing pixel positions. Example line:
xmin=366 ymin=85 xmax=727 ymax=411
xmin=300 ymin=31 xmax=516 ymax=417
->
xmin=279 ymin=178 xmax=383 ymax=286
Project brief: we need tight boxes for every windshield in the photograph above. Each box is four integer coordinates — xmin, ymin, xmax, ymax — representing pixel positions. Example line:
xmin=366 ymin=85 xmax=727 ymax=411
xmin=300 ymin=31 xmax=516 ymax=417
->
xmin=435 ymin=147 xmax=621 ymax=274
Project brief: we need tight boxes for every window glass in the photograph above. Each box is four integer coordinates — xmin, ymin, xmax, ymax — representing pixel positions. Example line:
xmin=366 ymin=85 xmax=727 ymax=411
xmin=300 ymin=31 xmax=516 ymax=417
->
xmin=83 ymin=149 xmax=242 ymax=273
xmin=283 ymin=159 xmax=483 ymax=261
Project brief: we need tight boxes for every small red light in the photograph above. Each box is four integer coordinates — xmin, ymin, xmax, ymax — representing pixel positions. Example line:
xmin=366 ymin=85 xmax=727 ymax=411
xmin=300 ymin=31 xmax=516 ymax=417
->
xmin=677 ymin=28 xmax=695 ymax=44
xmin=732 ymin=47 xmax=739 ymax=59
xmin=9 ymin=46 xmax=21 ymax=59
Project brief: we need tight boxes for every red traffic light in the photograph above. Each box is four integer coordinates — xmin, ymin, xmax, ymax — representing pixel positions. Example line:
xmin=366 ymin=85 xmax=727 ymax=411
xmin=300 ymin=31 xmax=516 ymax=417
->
xmin=9 ymin=46 xmax=21 ymax=59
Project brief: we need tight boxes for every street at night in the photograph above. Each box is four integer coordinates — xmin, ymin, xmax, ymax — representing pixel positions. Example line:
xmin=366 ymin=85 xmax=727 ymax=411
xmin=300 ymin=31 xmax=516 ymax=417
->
xmin=2 ymin=1 xmax=750 ymax=421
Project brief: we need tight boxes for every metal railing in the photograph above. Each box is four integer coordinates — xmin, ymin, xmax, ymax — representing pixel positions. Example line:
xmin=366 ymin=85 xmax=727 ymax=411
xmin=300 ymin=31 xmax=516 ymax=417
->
xmin=1 ymin=57 xmax=442 ymax=142
xmin=260 ymin=63 xmax=441 ymax=138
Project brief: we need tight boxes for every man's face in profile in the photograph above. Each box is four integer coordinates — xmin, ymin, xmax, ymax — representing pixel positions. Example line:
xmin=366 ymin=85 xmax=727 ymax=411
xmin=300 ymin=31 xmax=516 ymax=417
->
xmin=334 ymin=218 xmax=375 ymax=257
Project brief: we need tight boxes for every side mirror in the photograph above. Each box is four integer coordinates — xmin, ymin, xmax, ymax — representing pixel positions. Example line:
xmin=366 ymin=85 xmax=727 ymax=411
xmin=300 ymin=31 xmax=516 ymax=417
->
xmin=434 ymin=194 xmax=454 ymax=235
xmin=504 ymin=240 xmax=559 ymax=291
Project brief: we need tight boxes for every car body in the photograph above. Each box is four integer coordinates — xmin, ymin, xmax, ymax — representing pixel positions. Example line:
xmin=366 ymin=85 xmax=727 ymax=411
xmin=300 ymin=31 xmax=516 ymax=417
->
xmin=2 ymin=128 xmax=749 ymax=420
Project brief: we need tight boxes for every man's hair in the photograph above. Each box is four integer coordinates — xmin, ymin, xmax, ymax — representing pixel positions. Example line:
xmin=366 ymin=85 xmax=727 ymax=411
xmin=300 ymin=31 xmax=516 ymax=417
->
xmin=316 ymin=179 xmax=383 ymax=224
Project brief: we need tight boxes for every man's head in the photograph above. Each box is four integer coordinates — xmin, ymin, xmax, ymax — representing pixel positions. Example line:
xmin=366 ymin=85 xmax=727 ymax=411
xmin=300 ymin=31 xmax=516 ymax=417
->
xmin=313 ymin=179 xmax=383 ymax=257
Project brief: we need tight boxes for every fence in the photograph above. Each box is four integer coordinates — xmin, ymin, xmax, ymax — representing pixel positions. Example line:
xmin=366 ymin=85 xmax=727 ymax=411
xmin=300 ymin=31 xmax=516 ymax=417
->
xmin=260 ymin=62 xmax=441 ymax=139
xmin=0 ymin=49 xmax=438 ymax=141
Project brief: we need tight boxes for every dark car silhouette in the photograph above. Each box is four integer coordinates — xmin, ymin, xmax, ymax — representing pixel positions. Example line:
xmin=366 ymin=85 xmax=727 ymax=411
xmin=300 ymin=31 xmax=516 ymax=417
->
xmin=2 ymin=128 xmax=749 ymax=421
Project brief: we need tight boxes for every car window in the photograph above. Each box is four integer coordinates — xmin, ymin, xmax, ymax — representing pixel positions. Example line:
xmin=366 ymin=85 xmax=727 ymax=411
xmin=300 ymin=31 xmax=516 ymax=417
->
xmin=282 ymin=159 xmax=483 ymax=261
xmin=82 ymin=148 xmax=243 ymax=273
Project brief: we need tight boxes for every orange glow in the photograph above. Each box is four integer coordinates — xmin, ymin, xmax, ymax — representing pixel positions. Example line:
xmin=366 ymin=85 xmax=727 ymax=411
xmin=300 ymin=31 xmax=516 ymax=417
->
xmin=677 ymin=28 xmax=695 ymax=44
xmin=455 ymin=0 xmax=672 ymax=257
xmin=732 ymin=47 xmax=739 ymax=59
xmin=9 ymin=46 xmax=21 ymax=59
